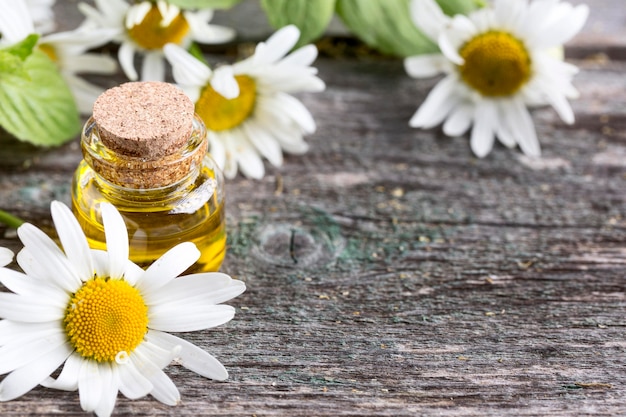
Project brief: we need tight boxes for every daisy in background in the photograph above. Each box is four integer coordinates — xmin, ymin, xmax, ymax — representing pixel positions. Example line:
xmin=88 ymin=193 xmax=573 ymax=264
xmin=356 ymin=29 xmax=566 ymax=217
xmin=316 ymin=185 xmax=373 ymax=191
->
xmin=404 ymin=0 xmax=588 ymax=158
xmin=0 ymin=201 xmax=245 ymax=417
xmin=79 ymin=0 xmax=235 ymax=81
xmin=164 ymin=25 xmax=325 ymax=179
xmin=0 ymin=0 xmax=119 ymax=114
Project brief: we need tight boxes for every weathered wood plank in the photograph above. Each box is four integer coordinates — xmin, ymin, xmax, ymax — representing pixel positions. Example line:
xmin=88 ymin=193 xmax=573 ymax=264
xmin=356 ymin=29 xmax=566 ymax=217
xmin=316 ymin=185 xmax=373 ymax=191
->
xmin=1 ymin=0 xmax=625 ymax=415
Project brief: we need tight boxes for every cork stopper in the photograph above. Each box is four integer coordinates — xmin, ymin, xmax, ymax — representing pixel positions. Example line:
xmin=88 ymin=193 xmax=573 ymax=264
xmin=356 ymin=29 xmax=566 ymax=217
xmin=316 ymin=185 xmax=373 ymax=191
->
xmin=93 ymin=81 xmax=194 ymax=159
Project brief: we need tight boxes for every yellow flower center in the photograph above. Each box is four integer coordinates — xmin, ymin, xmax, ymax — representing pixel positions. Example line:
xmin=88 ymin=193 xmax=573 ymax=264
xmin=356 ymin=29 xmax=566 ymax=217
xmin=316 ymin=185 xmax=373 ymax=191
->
xmin=64 ymin=277 xmax=148 ymax=362
xmin=38 ymin=43 xmax=58 ymax=62
xmin=196 ymin=75 xmax=257 ymax=131
xmin=459 ymin=31 xmax=531 ymax=97
xmin=127 ymin=5 xmax=190 ymax=50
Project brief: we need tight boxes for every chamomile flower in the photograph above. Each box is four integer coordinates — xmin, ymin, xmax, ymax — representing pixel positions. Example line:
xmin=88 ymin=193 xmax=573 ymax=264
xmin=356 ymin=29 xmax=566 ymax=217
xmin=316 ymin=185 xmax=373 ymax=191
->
xmin=78 ymin=0 xmax=235 ymax=81
xmin=0 ymin=201 xmax=245 ymax=417
xmin=0 ymin=0 xmax=118 ymax=114
xmin=404 ymin=0 xmax=588 ymax=157
xmin=164 ymin=25 xmax=325 ymax=179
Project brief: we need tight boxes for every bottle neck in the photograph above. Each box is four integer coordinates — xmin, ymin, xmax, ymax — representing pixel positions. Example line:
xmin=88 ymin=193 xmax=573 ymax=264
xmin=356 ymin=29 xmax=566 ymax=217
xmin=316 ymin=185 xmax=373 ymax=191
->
xmin=81 ymin=115 xmax=208 ymax=190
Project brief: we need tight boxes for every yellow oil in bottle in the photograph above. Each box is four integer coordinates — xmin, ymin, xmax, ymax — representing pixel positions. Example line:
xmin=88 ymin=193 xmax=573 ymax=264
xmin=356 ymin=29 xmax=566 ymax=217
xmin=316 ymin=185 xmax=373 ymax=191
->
xmin=72 ymin=160 xmax=226 ymax=272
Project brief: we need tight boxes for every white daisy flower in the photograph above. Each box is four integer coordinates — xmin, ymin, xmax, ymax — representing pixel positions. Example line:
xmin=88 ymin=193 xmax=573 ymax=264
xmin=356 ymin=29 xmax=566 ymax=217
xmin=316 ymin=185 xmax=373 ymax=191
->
xmin=0 ymin=201 xmax=245 ymax=417
xmin=404 ymin=0 xmax=588 ymax=157
xmin=164 ymin=25 xmax=325 ymax=179
xmin=0 ymin=0 xmax=118 ymax=114
xmin=78 ymin=0 xmax=235 ymax=81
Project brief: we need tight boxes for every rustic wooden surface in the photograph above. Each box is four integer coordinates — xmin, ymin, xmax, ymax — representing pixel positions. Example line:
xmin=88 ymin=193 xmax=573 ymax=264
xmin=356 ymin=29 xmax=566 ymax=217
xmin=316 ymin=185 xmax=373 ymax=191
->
xmin=1 ymin=0 xmax=625 ymax=416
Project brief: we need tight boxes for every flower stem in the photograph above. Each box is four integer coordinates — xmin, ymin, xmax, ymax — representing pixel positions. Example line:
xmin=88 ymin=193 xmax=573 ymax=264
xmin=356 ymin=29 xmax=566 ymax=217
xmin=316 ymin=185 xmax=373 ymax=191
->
xmin=0 ymin=209 xmax=25 ymax=228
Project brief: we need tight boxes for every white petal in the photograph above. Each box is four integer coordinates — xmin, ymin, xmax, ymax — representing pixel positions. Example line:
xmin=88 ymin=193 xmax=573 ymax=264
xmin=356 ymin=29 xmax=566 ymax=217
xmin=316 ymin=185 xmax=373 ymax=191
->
xmin=137 ymin=242 xmax=200 ymax=293
xmin=0 ymin=248 xmax=13 ymax=267
xmin=0 ymin=342 xmax=72 ymax=401
xmin=144 ymin=272 xmax=245 ymax=306
xmin=0 ymin=330 xmax=67 ymax=375
xmin=409 ymin=74 xmax=457 ymax=128
xmin=101 ymin=203 xmax=129 ymax=280
xmin=470 ymin=101 xmax=496 ymax=158
xmin=443 ymin=102 xmax=473 ymax=137
xmin=40 ymin=352 xmax=82 ymax=391
xmin=51 ymin=201 xmax=94 ymax=281
xmin=232 ymin=135 xmax=265 ymax=180
xmin=0 ymin=268 xmax=66 ymax=306
xmin=279 ymin=44 xmax=318 ymax=67
xmin=59 ymin=53 xmax=117 ymax=75
xmin=530 ymin=4 xmax=589 ymax=49
xmin=78 ymin=360 xmax=101 ymax=412
xmin=141 ymin=51 xmax=165 ymax=81
xmin=164 ymin=43 xmax=212 ymax=87
xmin=0 ymin=0 xmax=33 ymax=45
xmin=118 ymin=41 xmax=139 ymax=81
xmin=506 ymin=98 xmax=541 ymax=157
xmin=242 ymin=119 xmax=283 ymax=167
xmin=63 ymin=73 xmax=107 ymax=115
xmin=438 ymin=31 xmax=464 ymax=65
xmin=149 ymin=304 xmax=235 ymax=332
xmin=253 ymin=25 xmax=300 ymax=66
xmin=263 ymin=93 xmax=316 ymax=134
xmin=94 ymin=362 xmax=118 ymax=417
xmin=0 ymin=320 xmax=60 ymax=346
xmin=410 ymin=0 xmax=449 ymax=42
xmin=210 ymin=65 xmax=239 ymax=99
xmin=404 ymin=54 xmax=449 ymax=78
xmin=117 ymin=360 xmax=153 ymax=400
xmin=132 ymin=347 xmax=180 ymax=406
xmin=184 ymin=11 xmax=235 ymax=44
xmin=0 ymin=293 xmax=65 ymax=322
xmin=146 ymin=331 xmax=228 ymax=380
xmin=17 ymin=223 xmax=82 ymax=291
xmin=207 ymin=135 xmax=226 ymax=171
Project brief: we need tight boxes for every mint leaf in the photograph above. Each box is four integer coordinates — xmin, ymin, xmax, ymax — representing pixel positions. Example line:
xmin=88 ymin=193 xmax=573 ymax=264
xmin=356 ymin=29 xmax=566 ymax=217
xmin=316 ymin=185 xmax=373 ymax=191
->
xmin=261 ymin=0 xmax=336 ymax=47
xmin=336 ymin=0 xmax=436 ymax=57
xmin=167 ymin=0 xmax=243 ymax=9
xmin=0 ymin=49 xmax=80 ymax=146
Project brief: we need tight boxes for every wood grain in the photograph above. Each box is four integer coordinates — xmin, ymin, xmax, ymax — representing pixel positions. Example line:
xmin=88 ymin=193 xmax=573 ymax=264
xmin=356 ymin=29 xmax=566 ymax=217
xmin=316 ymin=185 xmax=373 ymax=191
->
xmin=0 ymin=0 xmax=625 ymax=416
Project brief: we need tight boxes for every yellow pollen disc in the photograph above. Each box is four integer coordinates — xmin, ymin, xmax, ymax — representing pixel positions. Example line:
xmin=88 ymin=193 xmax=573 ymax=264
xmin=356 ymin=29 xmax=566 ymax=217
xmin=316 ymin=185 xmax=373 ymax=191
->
xmin=64 ymin=277 xmax=148 ymax=362
xmin=459 ymin=31 xmax=531 ymax=97
xmin=38 ymin=43 xmax=58 ymax=62
xmin=196 ymin=75 xmax=257 ymax=132
xmin=127 ymin=5 xmax=189 ymax=50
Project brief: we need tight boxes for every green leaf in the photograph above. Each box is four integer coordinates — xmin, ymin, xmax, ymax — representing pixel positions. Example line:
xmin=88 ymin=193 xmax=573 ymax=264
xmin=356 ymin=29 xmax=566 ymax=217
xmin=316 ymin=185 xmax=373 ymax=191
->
xmin=336 ymin=0 xmax=481 ymax=57
xmin=0 ymin=50 xmax=80 ymax=146
xmin=336 ymin=0 xmax=436 ymax=57
xmin=261 ymin=0 xmax=336 ymax=47
xmin=167 ymin=0 xmax=243 ymax=9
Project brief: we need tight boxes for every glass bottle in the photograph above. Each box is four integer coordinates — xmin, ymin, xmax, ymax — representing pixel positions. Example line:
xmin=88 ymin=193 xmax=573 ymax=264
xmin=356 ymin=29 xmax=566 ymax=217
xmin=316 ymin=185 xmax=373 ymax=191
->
xmin=71 ymin=81 xmax=226 ymax=272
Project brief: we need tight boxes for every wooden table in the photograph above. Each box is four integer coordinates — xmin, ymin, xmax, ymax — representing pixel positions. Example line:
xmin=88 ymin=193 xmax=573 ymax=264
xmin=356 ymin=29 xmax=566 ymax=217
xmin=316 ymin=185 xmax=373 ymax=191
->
xmin=1 ymin=1 xmax=625 ymax=415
